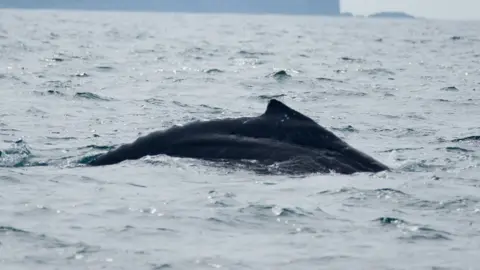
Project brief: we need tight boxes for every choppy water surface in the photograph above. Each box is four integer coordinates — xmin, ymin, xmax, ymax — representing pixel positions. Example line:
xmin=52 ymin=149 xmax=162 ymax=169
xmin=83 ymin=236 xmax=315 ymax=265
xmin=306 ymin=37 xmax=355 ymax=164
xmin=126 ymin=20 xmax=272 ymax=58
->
xmin=1 ymin=9 xmax=480 ymax=270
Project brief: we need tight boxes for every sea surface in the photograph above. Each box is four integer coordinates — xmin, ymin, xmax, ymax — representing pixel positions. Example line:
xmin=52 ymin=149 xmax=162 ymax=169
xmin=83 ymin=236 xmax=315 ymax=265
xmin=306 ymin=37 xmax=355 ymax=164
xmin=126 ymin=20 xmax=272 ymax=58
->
xmin=1 ymin=9 xmax=480 ymax=270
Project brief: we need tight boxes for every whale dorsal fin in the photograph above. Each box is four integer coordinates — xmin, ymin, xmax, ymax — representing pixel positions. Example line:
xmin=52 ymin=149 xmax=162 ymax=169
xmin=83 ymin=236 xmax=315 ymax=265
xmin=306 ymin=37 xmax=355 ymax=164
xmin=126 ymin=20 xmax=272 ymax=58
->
xmin=263 ymin=99 xmax=315 ymax=123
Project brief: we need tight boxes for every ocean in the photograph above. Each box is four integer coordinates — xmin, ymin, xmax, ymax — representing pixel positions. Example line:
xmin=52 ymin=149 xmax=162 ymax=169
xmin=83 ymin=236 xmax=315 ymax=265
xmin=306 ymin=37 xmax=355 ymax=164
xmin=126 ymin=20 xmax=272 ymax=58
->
xmin=0 ymin=9 xmax=479 ymax=270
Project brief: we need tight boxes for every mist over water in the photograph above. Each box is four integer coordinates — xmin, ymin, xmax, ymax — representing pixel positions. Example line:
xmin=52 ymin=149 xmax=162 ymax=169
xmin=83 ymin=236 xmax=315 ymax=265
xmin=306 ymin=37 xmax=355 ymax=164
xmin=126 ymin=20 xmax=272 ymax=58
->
xmin=1 ymin=9 xmax=479 ymax=270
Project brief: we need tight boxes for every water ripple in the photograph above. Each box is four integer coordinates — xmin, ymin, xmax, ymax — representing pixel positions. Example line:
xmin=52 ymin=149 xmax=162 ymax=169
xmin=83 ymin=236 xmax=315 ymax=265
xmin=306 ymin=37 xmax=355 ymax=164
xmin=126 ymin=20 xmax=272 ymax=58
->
xmin=375 ymin=217 xmax=453 ymax=241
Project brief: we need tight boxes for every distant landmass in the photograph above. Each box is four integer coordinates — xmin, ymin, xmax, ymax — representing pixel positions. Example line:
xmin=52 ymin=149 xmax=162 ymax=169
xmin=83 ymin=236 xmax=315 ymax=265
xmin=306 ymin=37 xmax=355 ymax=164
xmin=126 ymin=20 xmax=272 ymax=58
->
xmin=340 ymin=12 xmax=354 ymax=17
xmin=0 ymin=0 xmax=341 ymax=16
xmin=338 ymin=11 xmax=417 ymax=20
xmin=368 ymin=12 xmax=416 ymax=19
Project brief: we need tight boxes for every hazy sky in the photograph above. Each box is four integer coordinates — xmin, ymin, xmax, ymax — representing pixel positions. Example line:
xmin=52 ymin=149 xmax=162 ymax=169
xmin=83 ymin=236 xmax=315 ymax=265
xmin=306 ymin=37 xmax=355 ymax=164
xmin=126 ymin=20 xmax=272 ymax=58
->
xmin=341 ymin=0 xmax=480 ymax=20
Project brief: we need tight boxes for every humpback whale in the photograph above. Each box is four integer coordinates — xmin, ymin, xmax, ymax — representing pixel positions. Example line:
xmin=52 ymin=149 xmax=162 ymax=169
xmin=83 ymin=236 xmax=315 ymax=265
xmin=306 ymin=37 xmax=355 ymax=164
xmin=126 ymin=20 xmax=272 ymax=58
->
xmin=88 ymin=99 xmax=389 ymax=174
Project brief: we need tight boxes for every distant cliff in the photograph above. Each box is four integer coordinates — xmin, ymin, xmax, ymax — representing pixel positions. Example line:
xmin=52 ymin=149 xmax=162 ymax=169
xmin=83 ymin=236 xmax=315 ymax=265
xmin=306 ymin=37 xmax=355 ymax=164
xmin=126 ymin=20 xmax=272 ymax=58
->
xmin=0 ymin=0 xmax=340 ymax=16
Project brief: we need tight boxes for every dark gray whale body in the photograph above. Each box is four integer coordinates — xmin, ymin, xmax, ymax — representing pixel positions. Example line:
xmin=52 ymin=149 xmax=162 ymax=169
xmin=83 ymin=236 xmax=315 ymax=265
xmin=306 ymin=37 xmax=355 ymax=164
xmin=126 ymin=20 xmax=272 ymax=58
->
xmin=88 ymin=99 xmax=389 ymax=174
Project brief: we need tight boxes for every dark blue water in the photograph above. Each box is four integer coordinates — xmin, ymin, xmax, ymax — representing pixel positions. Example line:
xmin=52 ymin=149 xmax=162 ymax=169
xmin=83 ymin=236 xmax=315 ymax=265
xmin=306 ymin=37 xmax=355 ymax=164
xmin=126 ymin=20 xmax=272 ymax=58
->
xmin=1 ymin=9 xmax=479 ymax=270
